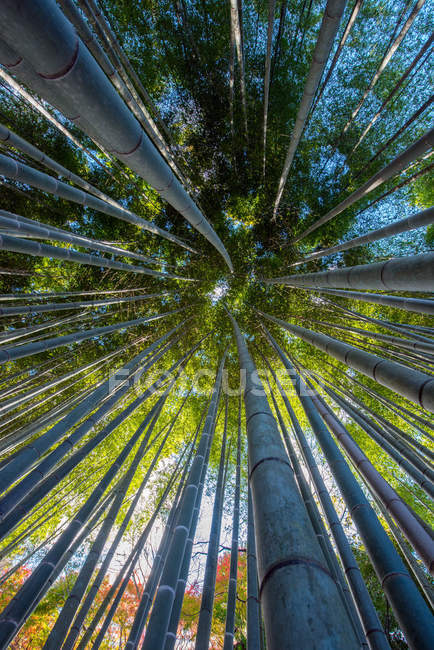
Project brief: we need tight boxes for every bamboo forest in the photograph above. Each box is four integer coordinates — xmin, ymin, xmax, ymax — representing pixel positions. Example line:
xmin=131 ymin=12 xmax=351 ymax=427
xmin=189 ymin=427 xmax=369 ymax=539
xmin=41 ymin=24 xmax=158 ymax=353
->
xmin=0 ymin=0 xmax=433 ymax=648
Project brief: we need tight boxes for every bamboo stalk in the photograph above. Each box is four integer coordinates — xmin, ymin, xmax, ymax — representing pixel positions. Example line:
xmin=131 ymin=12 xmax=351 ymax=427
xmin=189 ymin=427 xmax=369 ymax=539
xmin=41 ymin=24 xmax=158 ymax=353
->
xmin=292 ymin=128 xmax=434 ymax=242
xmin=273 ymin=0 xmax=348 ymax=217
xmin=223 ymin=396 xmax=242 ymax=650
xmin=246 ymin=486 xmax=261 ymax=650
xmin=265 ymin=366 xmax=387 ymax=650
xmin=264 ymin=251 xmax=434 ymax=293
xmin=264 ymin=334 xmax=434 ymax=647
xmin=141 ymin=353 xmax=226 ymax=650
xmin=0 ymin=307 xmax=186 ymax=366
xmin=195 ymin=398 xmax=228 ymax=649
xmin=227 ymin=307 xmax=358 ymax=649
xmin=163 ymin=399 xmax=218 ymax=650
xmin=0 ymin=1 xmax=233 ymax=269
xmin=257 ymin=309 xmax=434 ymax=412
xmin=290 ymin=207 xmax=434 ymax=266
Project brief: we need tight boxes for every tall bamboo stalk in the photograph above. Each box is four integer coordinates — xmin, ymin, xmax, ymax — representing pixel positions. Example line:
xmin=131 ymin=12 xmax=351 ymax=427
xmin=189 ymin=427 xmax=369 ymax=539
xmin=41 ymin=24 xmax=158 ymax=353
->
xmin=265 ymin=251 xmax=434 ymax=293
xmin=163 ymin=399 xmax=219 ymax=650
xmin=0 ymin=287 xmax=150 ymax=301
xmin=263 ymin=328 xmax=434 ymax=572
xmin=341 ymin=0 xmax=426 ymax=136
xmin=75 ymin=462 xmax=185 ymax=649
xmin=0 ymin=125 xmax=187 ymax=258
xmin=292 ymin=128 xmax=434 ymax=241
xmin=0 ymin=322 xmax=183 ymax=493
xmin=262 ymin=0 xmax=275 ymax=176
xmin=43 ymin=391 xmax=170 ymax=649
xmin=66 ymin=399 xmax=194 ymax=650
xmin=0 ymin=208 xmax=168 ymax=265
xmin=273 ymin=0 xmax=348 ymax=217
xmin=265 ymin=369 xmax=387 ymax=649
xmin=0 ymin=307 xmax=185 ymax=366
xmin=141 ymin=353 xmax=226 ymax=649
xmin=0 ymin=291 xmax=167 ymax=318
xmin=195 ymin=398 xmax=228 ymax=649
xmin=223 ymin=396 xmax=242 ymax=650
xmin=310 ymin=0 xmax=364 ymax=116
xmin=0 ymin=230 xmax=185 ymax=279
xmin=226 ymin=307 xmax=358 ymax=649
xmin=280 ymin=284 xmax=434 ymax=316
xmin=374 ymin=496 xmax=434 ymax=609
xmin=0 ymin=153 xmax=194 ymax=254
xmin=57 ymin=0 xmax=188 ymax=185
xmin=264 ymin=333 xmax=434 ymax=647
xmin=0 ymin=67 xmax=120 ymax=182
xmin=229 ymin=0 xmax=248 ymax=139
xmin=246 ymin=486 xmax=261 ymax=650
xmin=290 ymin=207 xmax=434 ymax=266
xmin=83 ymin=0 xmax=176 ymax=150
xmin=268 ymin=390 xmax=368 ymax=647
xmin=257 ymin=309 xmax=434 ymax=412
xmin=0 ymin=0 xmax=233 ymax=269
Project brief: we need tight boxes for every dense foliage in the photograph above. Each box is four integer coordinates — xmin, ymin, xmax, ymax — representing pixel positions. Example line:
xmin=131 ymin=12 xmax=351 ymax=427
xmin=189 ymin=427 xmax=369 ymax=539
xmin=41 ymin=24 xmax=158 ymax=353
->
xmin=0 ymin=0 xmax=432 ymax=647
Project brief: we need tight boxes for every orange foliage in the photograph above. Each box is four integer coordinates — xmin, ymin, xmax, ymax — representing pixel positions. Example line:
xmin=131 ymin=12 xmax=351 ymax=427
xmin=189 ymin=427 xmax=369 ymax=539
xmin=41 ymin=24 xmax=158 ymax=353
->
xmin=179 ymin=551 xmax=247 ymax=648
xmin=0 ymin=564 xmax=142 ymax=649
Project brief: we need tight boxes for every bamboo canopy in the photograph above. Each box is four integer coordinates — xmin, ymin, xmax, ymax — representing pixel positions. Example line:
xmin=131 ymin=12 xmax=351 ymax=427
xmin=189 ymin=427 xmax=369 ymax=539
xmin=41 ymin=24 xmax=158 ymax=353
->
xmin=0 ymin=0 xmax=432 ymax=648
